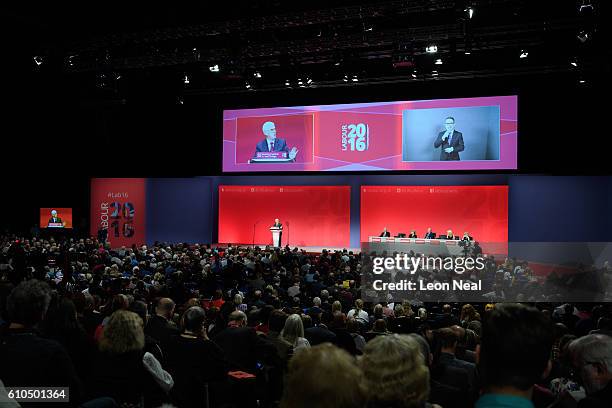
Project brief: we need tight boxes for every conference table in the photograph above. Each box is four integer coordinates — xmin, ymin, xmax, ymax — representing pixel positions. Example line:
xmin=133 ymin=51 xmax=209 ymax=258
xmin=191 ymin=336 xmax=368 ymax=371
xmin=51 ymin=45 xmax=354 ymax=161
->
xmin=367 ymin=236 xmax=471 ymax=256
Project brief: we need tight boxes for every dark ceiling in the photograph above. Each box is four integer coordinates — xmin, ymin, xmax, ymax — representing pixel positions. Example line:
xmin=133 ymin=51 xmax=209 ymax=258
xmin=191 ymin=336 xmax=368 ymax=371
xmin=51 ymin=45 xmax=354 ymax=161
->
xmin=4 ymin=0 xmax=608 ymax=96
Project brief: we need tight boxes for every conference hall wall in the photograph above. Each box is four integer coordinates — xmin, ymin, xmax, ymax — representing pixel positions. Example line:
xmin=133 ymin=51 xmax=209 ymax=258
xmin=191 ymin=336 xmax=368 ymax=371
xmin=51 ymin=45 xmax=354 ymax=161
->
xmin=91 ymin=176 xmax=612 ymax=249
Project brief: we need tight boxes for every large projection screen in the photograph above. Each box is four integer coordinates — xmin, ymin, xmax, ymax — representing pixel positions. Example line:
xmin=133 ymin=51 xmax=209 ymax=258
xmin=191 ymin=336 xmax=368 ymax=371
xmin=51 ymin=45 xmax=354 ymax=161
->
xmin=223 ymin=96 xmax=517 ymax=172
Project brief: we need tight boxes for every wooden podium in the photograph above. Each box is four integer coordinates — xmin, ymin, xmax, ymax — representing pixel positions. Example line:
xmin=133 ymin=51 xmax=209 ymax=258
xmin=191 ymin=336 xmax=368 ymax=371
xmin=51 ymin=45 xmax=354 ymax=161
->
xmin=270 ymin=227 xmax=282 ymax=247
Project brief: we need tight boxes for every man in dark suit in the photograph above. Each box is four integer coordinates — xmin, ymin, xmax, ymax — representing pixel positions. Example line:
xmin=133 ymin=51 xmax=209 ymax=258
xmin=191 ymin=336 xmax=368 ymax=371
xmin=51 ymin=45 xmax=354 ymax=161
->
xmin=47 ymin=209 xmax=64 ymax=226
xmin=408 ymin=230 xmax=418 ymax=238
xmin=434 ymin=117 xmax=464 ymax=161
xmin=145 ymin=297 xmax=179 ymax=346
xmin=379 ymin=227 xmax=391 ymax=237
xmin=212 ymin=311 xmax=277 ymax=373
xmin=424 ymin=227 xmax=436 ymax=239
xmin=254 ymin=121 xmax=298 ymax=160
xmin=272 ymin=218 xmax=283 ymax=246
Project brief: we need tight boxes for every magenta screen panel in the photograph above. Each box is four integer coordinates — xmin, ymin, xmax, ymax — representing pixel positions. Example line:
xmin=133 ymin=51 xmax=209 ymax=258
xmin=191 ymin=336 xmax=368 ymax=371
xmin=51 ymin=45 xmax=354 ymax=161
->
xmin=223 ymin=95 xmax=517 ymax=172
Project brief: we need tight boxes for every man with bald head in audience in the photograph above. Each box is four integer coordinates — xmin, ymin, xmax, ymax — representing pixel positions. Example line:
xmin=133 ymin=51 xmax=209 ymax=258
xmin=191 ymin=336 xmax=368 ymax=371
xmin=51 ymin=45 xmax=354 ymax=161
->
xmin=145 ymin=297 xmax=179 ymax=345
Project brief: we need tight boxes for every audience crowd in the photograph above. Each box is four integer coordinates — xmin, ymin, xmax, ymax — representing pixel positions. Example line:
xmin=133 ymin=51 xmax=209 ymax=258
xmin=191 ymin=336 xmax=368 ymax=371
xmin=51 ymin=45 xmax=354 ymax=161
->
xmin=1 ymin=234 xmax=612 ymax=408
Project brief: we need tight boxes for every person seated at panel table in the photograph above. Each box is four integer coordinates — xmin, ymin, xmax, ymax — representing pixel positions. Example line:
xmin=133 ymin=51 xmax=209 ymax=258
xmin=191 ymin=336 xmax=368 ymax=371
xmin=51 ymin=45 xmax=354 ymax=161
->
xmin=462 ymin=231 xmax=473 ymax=241
xmin=443 ymin=229 xmax=458 ymax=240
xmin=408 ymin=230 xmax=418 ymax=238
xmin=379 ymin=227 xmax=391 ymax=237
xmin=424 ymin=227 xmax=436 ymax=239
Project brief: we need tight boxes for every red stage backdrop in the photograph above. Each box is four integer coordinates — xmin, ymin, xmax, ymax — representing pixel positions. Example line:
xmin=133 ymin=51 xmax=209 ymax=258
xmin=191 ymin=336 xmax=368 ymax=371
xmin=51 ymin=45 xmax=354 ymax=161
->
xmin=90 ymin=178 xmax=147 ymax=248
xmin=218 ymin=186 xmax=351 ymax=247
xmin=360 ymin=185 xmax=508 ymax=243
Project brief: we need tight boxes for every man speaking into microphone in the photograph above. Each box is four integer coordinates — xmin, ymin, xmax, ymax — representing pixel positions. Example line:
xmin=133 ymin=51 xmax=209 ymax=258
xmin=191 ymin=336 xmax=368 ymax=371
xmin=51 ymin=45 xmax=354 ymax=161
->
xmin=434 ymin=116 xmax=464 ymax=161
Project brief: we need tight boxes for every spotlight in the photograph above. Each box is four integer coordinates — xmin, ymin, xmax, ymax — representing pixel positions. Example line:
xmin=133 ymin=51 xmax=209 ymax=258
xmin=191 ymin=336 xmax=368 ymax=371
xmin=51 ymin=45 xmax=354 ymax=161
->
xmin=578 ymin=79 xmax=586 ymax=84
xmin=577 ymin=31 xmax=590 ymax=43
xmin=519 ymin=50 xmax=528 ymax=58
xmin=425 ymin=44 xmax=438 ymax=53
xmin=570 ymin=59 xmax=578 ymax=67
xmin=209 ymin=64 xmax=220 ymax=72
xmin=33 ymin=56 xmax=44 ymax=66
xmin=254 ymin=71 xmax=262 ymax=79
xmin=183 ymin=74 xmax=190 ymax=84
xmin=465 ymin=7 xmax=474 ymax=19
xmin=435 ymin=58 xmax=443 ymax=65
xmin=579 ymin=1 xmax=594 ymax=12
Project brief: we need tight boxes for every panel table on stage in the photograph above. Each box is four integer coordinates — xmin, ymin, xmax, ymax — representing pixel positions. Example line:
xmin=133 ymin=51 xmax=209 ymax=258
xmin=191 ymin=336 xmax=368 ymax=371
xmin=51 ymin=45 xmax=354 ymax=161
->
xmin=366 ymin=236 xmax=467 ymax=257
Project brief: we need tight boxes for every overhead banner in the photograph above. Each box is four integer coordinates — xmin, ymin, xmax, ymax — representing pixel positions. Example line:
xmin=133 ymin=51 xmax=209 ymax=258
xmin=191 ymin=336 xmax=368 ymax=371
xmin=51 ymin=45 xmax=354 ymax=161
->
xmin=90 ymin=178 xmax=147 ymax=248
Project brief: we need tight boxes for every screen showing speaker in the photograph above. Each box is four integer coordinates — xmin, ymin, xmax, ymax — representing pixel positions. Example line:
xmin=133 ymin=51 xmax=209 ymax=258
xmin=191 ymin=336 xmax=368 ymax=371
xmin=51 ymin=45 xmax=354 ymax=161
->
xmin=223 ymin=95 xmax=517 ymax=172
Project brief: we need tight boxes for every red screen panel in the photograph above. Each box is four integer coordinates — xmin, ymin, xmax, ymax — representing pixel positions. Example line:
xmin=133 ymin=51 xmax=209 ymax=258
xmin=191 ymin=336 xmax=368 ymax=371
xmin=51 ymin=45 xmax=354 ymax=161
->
xmin=219 ymin=186 xmax=351 ymax=247
xmin=90 ymin=178 xmax=147 ymax=248
xmin=360 ymin=185 xmax=508 ymax=243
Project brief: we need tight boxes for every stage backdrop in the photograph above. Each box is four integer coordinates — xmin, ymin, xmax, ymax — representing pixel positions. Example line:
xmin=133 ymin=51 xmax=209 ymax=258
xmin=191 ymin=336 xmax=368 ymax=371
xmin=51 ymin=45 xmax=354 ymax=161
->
xmin=90 ymin=178 xmax=147 ymax=248
xmin=360 ymin=185 xmax=508 ymax=243
xmin=218 ymin=185 xmax=351 ymax=247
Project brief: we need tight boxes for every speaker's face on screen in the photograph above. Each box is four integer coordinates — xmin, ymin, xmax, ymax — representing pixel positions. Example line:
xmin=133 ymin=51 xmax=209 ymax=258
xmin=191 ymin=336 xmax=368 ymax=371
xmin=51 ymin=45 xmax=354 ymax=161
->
xmin=444 ymin=118 xmax=455 ymax=132
xmin=262 ymin=122 xmax=277 ymax=140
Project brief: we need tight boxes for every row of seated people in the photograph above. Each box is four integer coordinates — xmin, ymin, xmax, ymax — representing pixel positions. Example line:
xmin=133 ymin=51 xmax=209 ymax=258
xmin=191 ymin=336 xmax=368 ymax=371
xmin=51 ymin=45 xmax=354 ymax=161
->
xmin=379 ymin=227 xmax=474 ymax=240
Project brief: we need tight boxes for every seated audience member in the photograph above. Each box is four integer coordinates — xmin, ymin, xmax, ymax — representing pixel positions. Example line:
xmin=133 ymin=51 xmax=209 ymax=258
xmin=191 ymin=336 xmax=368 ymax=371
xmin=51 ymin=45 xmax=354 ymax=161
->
xmin=129 ymin=300 xmax=164 ymax=363
xmin=90 ymin=310 xmax=174 ymax=406
xmin=388 ymin=304 xmax=414 ymax=334
xmin=347 ymin=317 xmax=366 ymax=354
xmin=41 ymin=296 xmax=97 ymax=381
xmin=409 ymin=230 xmax=418 ymax=238
xmin=0 ymin=280 xmax=83 ymax=403
xmin=409 ymin=333 xmax=470 ymax=408
xmin=361 ymin=334 xmax=438 ymax=408
xmin=347 ymin=299 xmax=369 ymax=325
xmin=329 ymin=311 xmax=358 ymax=355
xmin=281 ymin=313 xmax=311 ymax=354
xmin=305 ymin=310 xmax=337 ymax=345
xmin=450 ymin=325 xmax=478 ymax=364
xmin=213 ymin=310 xmax=276 ymax=373
xmin=266 ymin=310 xmax=294 ymax=366
xmin=164 ymin=306 xmax=228 ymax=408
xmin=436 ymin=328 xmax=477 ymax=392
xmin=280 ymin=343 xmax=366 ymax=408
xmin=476 ymin=303 xmax=554 ymax=408
xmin=145 ymin=297 xmax=179 ymax=345
xmin=364 ymin=319 xmax=391 ymax=342
xmin=568 ymin=334 xmax=612 ymax=407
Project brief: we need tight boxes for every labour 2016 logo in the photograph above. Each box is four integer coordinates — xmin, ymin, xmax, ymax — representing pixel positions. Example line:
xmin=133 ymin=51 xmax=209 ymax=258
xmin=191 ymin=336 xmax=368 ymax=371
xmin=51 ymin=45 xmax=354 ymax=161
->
xmin=341 ymin=123 xmax=369 ymax=151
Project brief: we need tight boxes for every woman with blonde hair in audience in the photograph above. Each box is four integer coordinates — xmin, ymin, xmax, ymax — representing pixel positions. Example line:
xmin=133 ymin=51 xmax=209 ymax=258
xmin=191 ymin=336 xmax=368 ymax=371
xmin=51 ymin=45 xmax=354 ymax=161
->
xmin=91 ymin=310 xmax=174 ymax=406
xmin=361 ymin=334 xmax=439 ymax=408
xmin=332 ymin=300 xmax=343 ymax=314
xmin=281 ymin=343 xmax=366 ymax=408
xmin=281 ymin=313 xmax=311 ymax=354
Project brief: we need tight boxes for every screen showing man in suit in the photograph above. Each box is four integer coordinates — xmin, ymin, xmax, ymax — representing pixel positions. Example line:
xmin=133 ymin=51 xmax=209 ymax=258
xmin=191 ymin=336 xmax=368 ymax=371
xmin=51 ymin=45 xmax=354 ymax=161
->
xmin=41 ymin=208 xmax=73 ymax=228
xmin=434 ymin=117 xmax=464 ymax=161
xmin=254 ymin=121 xmax=298 ymax=160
